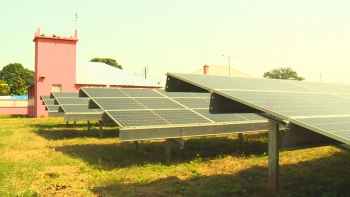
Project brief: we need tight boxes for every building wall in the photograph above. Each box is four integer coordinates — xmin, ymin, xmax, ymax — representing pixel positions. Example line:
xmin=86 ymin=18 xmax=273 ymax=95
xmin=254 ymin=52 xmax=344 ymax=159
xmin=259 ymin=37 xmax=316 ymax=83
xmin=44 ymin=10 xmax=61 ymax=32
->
xmin=0 ymin=99 xmax=28 ymax=115
xmin=31 ymin=28 xmax=78 ymax=117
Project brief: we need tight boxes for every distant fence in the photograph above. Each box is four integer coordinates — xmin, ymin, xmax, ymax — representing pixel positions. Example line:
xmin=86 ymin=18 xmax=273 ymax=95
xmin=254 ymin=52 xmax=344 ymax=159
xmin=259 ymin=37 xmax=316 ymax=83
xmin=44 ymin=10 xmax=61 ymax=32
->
xmin=0 ymin=99 xmax=28 ymax=115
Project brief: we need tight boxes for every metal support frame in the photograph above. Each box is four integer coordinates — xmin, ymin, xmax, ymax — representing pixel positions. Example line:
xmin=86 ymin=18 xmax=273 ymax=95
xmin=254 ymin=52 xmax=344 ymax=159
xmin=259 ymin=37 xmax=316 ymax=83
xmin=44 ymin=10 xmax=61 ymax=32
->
xmin=64 ymin=113 xmax=103 ymax=121
xmin=119 ymin=121 xmax=267 ymax=142
xmin=238 ymin=133 xmax=243 ymax=145
xmin=99 ymin=121 xmax=103 ymax=138
xmin=87 ymin=121 xmax=90 ymax=134
xmin=268 ymin=120 xmax=279 ymax=193
xmin=165 ymin=139 xmax=172 ymax=159
xmin=134 ymin=141 xmax=138 ymax=150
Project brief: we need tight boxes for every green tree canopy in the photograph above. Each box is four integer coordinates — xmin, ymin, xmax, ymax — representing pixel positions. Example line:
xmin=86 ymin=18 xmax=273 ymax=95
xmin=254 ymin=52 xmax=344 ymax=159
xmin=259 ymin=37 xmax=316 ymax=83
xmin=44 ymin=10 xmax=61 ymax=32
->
xmin=90 ymin=58 xmax=123 ymax=69
xmin=0 ymin=63 xmax=34 ymax=95
xmin=263 ymin=67 xmax=305 ymax=81
xmin=0 ymin=79 xmax=10 ymax=96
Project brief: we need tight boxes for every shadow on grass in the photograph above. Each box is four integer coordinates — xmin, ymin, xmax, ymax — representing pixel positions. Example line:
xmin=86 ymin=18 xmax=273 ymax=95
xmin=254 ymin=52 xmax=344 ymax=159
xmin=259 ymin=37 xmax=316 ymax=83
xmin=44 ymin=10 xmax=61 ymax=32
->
xmin=53 ymin=134 xmax=268 ymax=169
xmin=34 ymin=127 xmax=119 ymax=140
xmin=32 ymin=121 xmax=117 ymax=130
xmin=89 ymin=151 xmax=350 ymax=197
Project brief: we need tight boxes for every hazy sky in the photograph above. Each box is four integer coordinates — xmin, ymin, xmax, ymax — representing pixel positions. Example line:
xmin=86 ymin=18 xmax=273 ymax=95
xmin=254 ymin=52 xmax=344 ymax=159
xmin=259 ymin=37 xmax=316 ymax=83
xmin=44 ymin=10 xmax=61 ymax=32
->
xmin=1 ymin=1 xmax=350 ymax=85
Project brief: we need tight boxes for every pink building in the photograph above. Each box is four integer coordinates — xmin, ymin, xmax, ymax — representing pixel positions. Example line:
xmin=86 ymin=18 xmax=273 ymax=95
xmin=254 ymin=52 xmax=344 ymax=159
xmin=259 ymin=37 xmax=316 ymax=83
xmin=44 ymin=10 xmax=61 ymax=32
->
xmin=28 ymin=28 xmax=161 ymax=118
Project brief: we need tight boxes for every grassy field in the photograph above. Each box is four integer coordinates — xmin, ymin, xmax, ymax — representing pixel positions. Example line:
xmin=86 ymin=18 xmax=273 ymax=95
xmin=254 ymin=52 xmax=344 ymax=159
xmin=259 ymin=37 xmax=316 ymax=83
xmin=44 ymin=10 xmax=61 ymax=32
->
xmin=0 ymin=116 xmax=350 ymax=197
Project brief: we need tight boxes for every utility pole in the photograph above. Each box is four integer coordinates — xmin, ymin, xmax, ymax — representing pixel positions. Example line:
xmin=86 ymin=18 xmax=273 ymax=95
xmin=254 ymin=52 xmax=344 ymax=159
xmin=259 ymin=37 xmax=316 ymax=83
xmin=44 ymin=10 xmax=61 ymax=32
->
xmin=221 ymin=54 xmax=234 ymax=76
xmin=144 ymin=66 xmax=148 ymax=79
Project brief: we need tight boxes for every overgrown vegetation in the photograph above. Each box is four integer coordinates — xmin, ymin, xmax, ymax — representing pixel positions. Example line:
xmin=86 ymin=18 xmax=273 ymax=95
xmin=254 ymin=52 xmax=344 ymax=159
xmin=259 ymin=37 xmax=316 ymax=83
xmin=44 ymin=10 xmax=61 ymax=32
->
xmin=0 ymin=116 xmax=349 ymax=196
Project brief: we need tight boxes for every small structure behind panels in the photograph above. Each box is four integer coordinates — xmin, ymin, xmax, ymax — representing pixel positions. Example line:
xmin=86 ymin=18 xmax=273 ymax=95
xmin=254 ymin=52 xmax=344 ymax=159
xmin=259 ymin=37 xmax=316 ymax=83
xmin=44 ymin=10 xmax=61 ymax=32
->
xmin=29 ymin=27 xmax=161 ymax=118
xmin=165 ymin=72 xmax=350 ymax=193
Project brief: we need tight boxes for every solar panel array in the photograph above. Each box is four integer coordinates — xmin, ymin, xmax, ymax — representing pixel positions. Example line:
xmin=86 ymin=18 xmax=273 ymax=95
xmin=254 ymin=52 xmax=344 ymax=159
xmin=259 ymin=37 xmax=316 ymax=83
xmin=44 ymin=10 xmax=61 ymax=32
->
xmin=166 ymin=73 xmax=350 ymax=145
xmin=40 ymin=95 xmax=57 ymax=112
xmin=50 ymin=92 xmax=104 ymax=114
xmin=79 ymin=87 xmax=266 ymax=127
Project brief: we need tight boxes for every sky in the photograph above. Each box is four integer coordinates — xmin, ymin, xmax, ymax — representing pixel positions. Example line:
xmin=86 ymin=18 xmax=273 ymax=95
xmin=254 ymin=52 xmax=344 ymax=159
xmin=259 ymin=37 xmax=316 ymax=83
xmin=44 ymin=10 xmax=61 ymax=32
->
xmin=1 ymin=0 xmax=350 ymax=86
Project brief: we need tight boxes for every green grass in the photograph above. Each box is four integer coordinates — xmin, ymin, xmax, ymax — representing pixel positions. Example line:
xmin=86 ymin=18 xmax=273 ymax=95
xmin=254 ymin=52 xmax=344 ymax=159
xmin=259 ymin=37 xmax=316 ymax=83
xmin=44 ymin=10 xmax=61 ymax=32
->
xmin=0 ymin=116 xmax=350 ymax=196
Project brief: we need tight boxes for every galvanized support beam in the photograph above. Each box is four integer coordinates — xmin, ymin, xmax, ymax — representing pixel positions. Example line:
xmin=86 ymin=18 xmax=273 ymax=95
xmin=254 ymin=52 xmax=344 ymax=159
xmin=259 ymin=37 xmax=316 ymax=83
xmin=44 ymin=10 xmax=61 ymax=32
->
xmin=238 ymin=133 xmax=243 ymax=145
xmin=170 ymin=138 xmax=185 ymax=149
xmin=99 ymin=121 xmax=103 ymax=138
xmin=268 ymin=120 xmax=279 ymax=193
xmin=165 ymin=139 xmax=172 ymax=160
xmin=64 ymin=113 xmax=103 ymax=121
xmin=87 ymin=121 xmax=90 ymax=134
xmin=119 ymin=121 xmax=267 ymax=142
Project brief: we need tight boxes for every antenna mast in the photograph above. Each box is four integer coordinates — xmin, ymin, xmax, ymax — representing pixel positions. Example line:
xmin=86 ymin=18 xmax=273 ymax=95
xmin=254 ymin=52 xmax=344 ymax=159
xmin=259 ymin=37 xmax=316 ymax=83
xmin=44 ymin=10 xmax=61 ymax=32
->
xmin=74 ymin=13 xmax=78 ymax=30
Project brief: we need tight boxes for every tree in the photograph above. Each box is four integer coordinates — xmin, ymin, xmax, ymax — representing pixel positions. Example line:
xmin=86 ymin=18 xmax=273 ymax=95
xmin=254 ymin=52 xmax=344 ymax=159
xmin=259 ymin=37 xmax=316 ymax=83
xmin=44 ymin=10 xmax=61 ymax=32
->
xmin=0 ymin=79 xmax=10 ymax=95
xmin=90 ymin=58 xmax=123 ymax=69
xmin=263 ymin=67 xmax=305 ymax=81
xmin=0 ymin=63 xmax=34 ymax=95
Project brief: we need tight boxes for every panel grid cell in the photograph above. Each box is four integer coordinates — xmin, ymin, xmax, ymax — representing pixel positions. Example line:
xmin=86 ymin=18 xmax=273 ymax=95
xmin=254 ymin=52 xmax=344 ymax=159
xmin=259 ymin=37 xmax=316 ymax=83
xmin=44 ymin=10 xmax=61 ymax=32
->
xmin=61 ymin=105 xmax=103 ymax=113
xmin=51 ymin=92 xmax=79 ymax=98
xmin=92 ymin=98 xmax=146 ymax=110
xmin=46 ymin=105 xmax=59 ymax=112
xmin=153 ymin=110 xmax=211 ymax=125
xmin=172 ymin=98 xmax=209 ymax=109
xmin=55 ymin=98 xmax=89 ymax=105
xmin=107 ymin=110 xmax=169 ymax=126
xmin=135 ymin=98 xmax=185 ymax=109
xmin=121 ymin=89 xmax=164 ymax=97
xmin=82 ymin=88 xmax=128 ymax=98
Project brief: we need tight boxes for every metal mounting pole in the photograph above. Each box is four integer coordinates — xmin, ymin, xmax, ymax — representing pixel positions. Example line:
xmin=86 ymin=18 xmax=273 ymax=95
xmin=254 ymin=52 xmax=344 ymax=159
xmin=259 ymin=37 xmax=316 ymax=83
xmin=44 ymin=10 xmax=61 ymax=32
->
xmin=165 ymin=139 xmax=171 ymax=160
xmin=99 ymin=121 xmax=103 ymax=138
xmin=238 ymin=133 xmax=243 ymax=145
xmin=268 ymin=119 xmax=279 ymax=193
xmin=87 ymin=121 xmax=90 ymax=134
xmin=134 ymin=141 xmax=139 ymax=150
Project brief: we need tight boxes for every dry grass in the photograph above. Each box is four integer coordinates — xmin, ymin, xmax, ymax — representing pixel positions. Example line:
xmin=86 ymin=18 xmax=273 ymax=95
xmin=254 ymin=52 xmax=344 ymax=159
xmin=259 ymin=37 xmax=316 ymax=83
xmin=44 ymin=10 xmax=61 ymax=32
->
xmin=0 ymin=116 xmax=350 ymax=197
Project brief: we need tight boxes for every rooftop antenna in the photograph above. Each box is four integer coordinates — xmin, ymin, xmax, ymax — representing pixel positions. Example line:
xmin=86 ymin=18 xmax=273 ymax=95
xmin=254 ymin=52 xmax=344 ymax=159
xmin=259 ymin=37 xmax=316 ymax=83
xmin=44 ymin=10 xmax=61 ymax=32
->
xmin=71 ymin=13 xmax=78 ymax=30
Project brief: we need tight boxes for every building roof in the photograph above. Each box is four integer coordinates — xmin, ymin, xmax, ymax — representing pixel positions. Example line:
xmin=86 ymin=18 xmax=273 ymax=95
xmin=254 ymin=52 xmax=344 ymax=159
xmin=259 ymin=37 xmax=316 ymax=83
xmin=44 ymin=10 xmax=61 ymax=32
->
xmin=193 ymin=65 xmax=252 ymax=78
xmin=76 ymin=61 xmax=162 ymax=87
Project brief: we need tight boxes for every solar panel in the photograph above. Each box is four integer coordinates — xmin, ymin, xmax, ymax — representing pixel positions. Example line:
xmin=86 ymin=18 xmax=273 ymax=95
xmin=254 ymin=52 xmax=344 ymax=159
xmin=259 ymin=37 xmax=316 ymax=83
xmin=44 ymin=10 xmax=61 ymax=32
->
xmin=60 ymin=105 xmax=103 ymax=113
xmin=134 ymin=98 xmax=185 ymax=109
xmin=166 ymin=72 xmax=350 ymax=145
xmin=156 ymin=89 xmax=204 ymax=97
xmin=46 ymin=105 xmax=59 ymax=112
xmin=291 ymin=116 xmax=350 ymax=144
xmin=121 ymin=89 xmax=164 ymax=97
xmin=43 ymin=98 xmax=55 ymax=106
xmin=193 ymin=109 xmax=264 ymax=122
xmin=166 ymin=73 xmax=350 ymax=94
xmin=51 ymin=92 xmax=79 ymax=98
xmin=153 ymin=110 xmax=211 ymax=125
xmin=80 ymin=88 xmax=128 ymax=98
xmin=40 ymin=95 xmax=51 ymax=100
xmin=55 ymin=97 xmax=89 ymax=105
xmin=172 ymin=98 xmax=210 ymax=109
xmin=91 ymin=98 xmax=146 ymax=110
xmin=80 ymin=87 xmax=268 ymax=128
xmin=107 ymin=110 xmax=169 ymax=126
xmin=216 ymin=90 xmax=350 ymax=118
